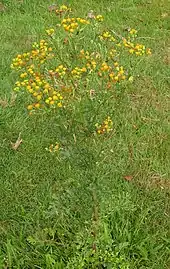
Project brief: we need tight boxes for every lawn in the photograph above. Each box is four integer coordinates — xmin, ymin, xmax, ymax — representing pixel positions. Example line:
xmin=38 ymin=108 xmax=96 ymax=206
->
xmin=0 ymin=0 xmax=170 ymax=268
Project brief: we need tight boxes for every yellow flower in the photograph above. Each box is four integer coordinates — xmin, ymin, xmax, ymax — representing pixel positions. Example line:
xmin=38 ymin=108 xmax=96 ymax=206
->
xmin=14 ymin=87 xmax=20 ymax=91
xmin=20 ymin=72 xmax=27 ymax=78
xmin=37 ymin=81 xmax=43 ymax=86
xmin=33 ymin=92 xmax=38 ymax=97
xmin=96 ymin=116 xmax=113 ymax=134
xmin=36 ymin=95 xmax=42 ymax=101
xmin=58 ymin=65 xmax=64 ymax=69
xmin=54 ymin=143 xmax=59 ymax=151
xmin=110 ymin=37 xmax=116 ymax=42
xmin=135 ymin=51 xmax=141 ymax=56
xmin=60 ymin=5 xmax=68 ymax=10
xmin=44 ymin=83 xmax=50 ymax=89
xmin=128 ymin=76 xmax=134 ymax=82
xmin=129 ymin=29 xmax=137 ymax=35
xmin=96 ymin=15 xmax=104 ymax=22
xmin=35 ymin=103 xmax=40 ymax=108
xmin=35 ymin=86 xmax=40 ymax=91
xmin=53 ymin=95 xmax=58 ymax=101
xmin=43 ymin=89 xmax=49 ymax=94
xmin=57 ymin=102 xmax=62 ymax=107
xmin=32 ymin=82 xmax=36 ymax=87
xmin=103 ymin=32 xmax=111 ymax=38
xmin=119 ymin=68 xmax=124 ymax=75
xmin=27 ymin=105 xmax=33 ymax=110
xmin=129 ymin=49 xmax=134 ymax=54
xmin=109 ymin=73 xmax=114 ymax=78
xmin=21 ymin=81 xmax=26 ymax=86
xmin=45 ymin=99 xmax=50 ymax=104
xmin=81 ymin=67 xmax=87 ymax=72
xmin=116 ymin=43 xmax=121 ymax=47
xmin=28 ymin=88 xmax=34 ymax=93
xmin=15 ymin=81 xmax=21 ymax=86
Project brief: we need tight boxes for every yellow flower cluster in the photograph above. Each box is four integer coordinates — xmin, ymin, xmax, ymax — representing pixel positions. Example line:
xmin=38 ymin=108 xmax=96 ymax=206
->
xmin=56 ymin=5 xmax=71 ymax=15
xmin=11 ymin=7 xmax=152 ymax=115
xmin=98 ymin=62 xmax=126 ymax=84
xmin=46 ymin=28 xmax=55 ymax=36
xmin=95 ymin=116 xmax=113 ymax=134
xmin=109 ymin=63 xmax=126 ymax=82
xmin=109 ymin=48 xmax=117 ymax=59
xmin=80 ymin=49 xmax=91 ymax=60
xmin=100 ymin=62 xmax=111 ymax=72
xmin=11 ymin=53 xmax=30 ymax=69
xmin=99 ymin=28 xmax=151 ymax=56
xmin=45 ymin=142 xmax=60 ymax=153
xmin=11 ymin=40 xmax=53 ymax=70
xmin=123 ymin=38 xmax=152 ymax=56
xmin=31 ymin=40 xmax=54 ymax=64
xmin=95 ymin=15 xmax=104 ymax=22
xmin=99 ymin=31 xmax=115 ymax=42
xmin=129 ymin=28 xmax=138 ymax=36
xmin=49 ymin=65 xmax=67 ymax=78
xmin=71 ymin=66 xmax=87 ymax=79
xmin=86 ymin=61 xmax=97 ymax=70
xmin=79 ymin=50 xmax=97 ymax=70
xmin=14 ymin=66 xmax=63 ymax=110
xmin=44 ymin=91 xmax=63 ymax=108
xmin=56 ymin=65 xmax=67 ymax=77
xmin=61 ymin=17 xmax=90 ymax=33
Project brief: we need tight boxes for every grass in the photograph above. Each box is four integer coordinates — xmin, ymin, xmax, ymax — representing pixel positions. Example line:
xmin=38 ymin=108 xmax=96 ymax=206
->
xmin=0 ymin=0 xmax=170 ymax=268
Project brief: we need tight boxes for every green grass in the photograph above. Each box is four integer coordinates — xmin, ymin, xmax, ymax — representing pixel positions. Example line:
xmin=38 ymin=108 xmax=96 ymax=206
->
xmin=0 ymin=0 xmax=170 ymax=268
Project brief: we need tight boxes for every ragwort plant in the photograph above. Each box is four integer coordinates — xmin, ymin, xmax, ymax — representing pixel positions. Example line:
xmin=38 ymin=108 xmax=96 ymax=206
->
xmin=9 ymin=8 xmax=153 ymax=267
xmin=11 ymin=4 xmax=152 ymax=141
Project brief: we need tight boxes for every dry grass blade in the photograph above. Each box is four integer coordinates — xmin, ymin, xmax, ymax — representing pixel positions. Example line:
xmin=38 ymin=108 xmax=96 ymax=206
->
xmin=10 ymin=92 xmax=17 ymax=106
xmin=0 ymin=98 xmax=8 ymax=108
xmin=11 ymin=133 xmax=23 ymax=150
xmin=48 ymin=4 xmax=58 ymax=12
xmin=90 ymin=89 xmax=95 ymax=99
xmin=0 ymin=92 xmax=17 ymax=108
xmin=0 ymin=2 xmax=5 ymax=12
xmin=87 ymin=10 xmax=95 ymax=19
